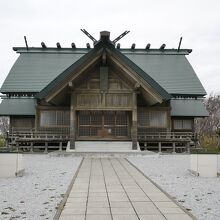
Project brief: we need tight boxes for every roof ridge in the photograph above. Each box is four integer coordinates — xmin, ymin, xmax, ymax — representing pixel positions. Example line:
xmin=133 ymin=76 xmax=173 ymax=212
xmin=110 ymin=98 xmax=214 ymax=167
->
xmin=13 ymin=47 xmax=192 ymax=55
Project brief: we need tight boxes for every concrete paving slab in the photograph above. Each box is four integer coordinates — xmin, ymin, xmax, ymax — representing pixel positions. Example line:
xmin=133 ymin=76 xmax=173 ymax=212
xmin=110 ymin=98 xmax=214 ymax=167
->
xmin=107 ymin=188 xmax=125 ymax=192
xmin=86 ymin=215 xmax=112 ymax=220
xmin=110 ymin=201 xmax=133 ymax=208
xmin=70 ymin=189 xmax=88 ymax=193
xmin=64 ymin=202 xmax=87 ymax=208
xmin=132 ymin=201 xmax=161 ymax=215
xmin=87 ymin=201 xmax=110 ymax=208
xmin=139 ymin=214 xmax=166 ymax=220
xmin=164 ymin=213 xmax=194 ymax=220
xmin=112 ymin=214 xmax=139 ymax=220
xmin=88 ymin=196 xmax=108 ymax=202
xmin=89 ymin=188 xmax=106 ymax=192
xmin=68 ymin=192 xmax=88 ymax=198
xmin=64 ymin=201 xmax=86 ymax=207
xmin=61 ymin=207 xmax=86 ymax=215
xmin=59 ymin=215 xmax=85 ymax=220
xmin=154 ymin=201 xmax=179 ymax=208
xmin=129 ymin=196 xmax=151 ymax=202
xmin=111 ymin=207 xmax=136 ymax=215
xmin=89 ymin=192 xmax=107 ymax=197
xmin=147 ymin=193 xmax=172 ymax=202
xmin=126 ymin=192 xmax=147 ymax=197
xmin=86 ymin=207 xmax=111 ymax=215
xmin=142 ymin=188 xmax=163 ymax=194
xmin=108 ymin=195 xmax=129 ymax=202
xmin=65 ymin=197 xmax=87 ymax=203
xmin=57 ymin=158 xmax=194 ymax=220
xmin=160 ymin=207 xmax=185 ymax=214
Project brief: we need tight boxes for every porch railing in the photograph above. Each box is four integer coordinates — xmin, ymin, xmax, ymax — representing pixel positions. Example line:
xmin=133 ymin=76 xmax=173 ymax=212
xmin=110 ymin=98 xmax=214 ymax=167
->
xmin=8 ymin=131 xmax=69 ymax=145
xmin=8 ymin=131 xmax=194 ymax=142
xmin=137 ymin=132 xmax=194 ymax=142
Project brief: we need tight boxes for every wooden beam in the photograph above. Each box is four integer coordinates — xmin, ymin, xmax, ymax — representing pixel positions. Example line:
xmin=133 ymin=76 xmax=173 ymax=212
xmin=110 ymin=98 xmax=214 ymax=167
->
xmin=70 ymin=93 xmax=76 ymax=149
xmin=132 ymin=92 xmax=138 ymax=150
xmin=45 ymin=52 xmax=102 ymax=103
xmin=109 ymin=56 xmax=163 ymax=104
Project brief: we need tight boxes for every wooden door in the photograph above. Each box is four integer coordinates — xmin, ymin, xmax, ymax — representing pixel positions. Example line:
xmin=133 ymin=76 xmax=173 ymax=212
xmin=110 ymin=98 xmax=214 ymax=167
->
xmin=77 ymin=111 xmax=130 ymax=139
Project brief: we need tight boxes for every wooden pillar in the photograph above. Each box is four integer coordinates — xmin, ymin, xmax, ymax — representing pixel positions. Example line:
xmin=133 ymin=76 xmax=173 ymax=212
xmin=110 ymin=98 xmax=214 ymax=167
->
xmin=16 ymin=141 xmax=19 ymax=152
xmin=186 ymin=141 xmax=190 ymax=153
xmin=70 ymin=92 xmax=76 ymax=149
xmin=172 ymin=142 xmax=176 ymax=153
xmin=132 ymin=92 xmax=138 ymax=150
xmin=59 ymin=142 xmax=62 ymax=151
xmin=30 ymin=142 xmax=33 ymax=152
xmin=44 ymin=142 xmax=48 ymax=153
xmin=158 ymin=142 xmax=162 ymax=153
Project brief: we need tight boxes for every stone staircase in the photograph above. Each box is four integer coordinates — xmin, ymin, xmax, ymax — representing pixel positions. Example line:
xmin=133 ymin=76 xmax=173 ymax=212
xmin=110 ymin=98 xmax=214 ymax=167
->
xmin=66 ymin=141 xmax=133 ymax=152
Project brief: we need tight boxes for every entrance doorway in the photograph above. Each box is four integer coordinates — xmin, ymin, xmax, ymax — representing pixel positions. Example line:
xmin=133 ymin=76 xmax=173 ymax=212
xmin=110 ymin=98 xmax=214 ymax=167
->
xmin=77 ymin=111 xmax=130 ymax=139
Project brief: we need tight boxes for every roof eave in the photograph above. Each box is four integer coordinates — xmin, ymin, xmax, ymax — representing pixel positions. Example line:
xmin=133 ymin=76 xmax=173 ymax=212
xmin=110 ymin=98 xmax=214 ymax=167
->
xmin=36 ymin=44 xmax=103 ymax=100
xmin=105 ymin=42 xmax=171 ymax=101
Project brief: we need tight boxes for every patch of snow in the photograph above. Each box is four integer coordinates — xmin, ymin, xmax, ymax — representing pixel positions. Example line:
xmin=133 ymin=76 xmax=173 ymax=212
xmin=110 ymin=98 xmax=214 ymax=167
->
xmin=129 ymin=154 xmax=220 ymax=220
xmin=0 ymin=154 xmax=82 ymax=220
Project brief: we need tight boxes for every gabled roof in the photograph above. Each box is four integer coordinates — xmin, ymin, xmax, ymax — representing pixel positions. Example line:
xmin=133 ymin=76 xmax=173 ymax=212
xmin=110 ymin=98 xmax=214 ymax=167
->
xmin=123 ymin=52 xmax=206 ymax=96
xmin=36 ymin=44 xmax=102 ymax=100
xmin=1 ymin=51 xmax=85 ymax=93
xmin=1 ymin=39 xmax=206 ymax=97
xmin=35 ymin=40 xmax=170 ymax=101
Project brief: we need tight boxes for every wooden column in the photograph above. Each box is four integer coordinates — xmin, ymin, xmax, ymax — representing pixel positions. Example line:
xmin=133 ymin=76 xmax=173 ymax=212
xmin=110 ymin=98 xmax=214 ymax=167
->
xmin=44 ymin=142 xmax=48 ymax=153
xmin=186 ymin=141 xmax=190 ymax=153
xmin=132 ymin=92 xmax=138 ymax=150
xmin=172 ymin=142 xmax=176 ymax=153
xmin=30 ymin=142 xmax=33 ymax=152
xmin=158 ymin=142 xmax=162 ymax=153
xmin=70 ymin=92 xmax=76 ymax=149
xmin=59 ymin=142 xmax=62 ymax=151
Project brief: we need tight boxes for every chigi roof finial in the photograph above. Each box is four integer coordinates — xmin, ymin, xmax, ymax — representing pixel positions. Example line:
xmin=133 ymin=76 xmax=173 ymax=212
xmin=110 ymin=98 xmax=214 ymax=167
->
xmin=80 ymin=29 xmax=97 ymax=45
xmin=112 ymin=30 xmax=130 ymax=44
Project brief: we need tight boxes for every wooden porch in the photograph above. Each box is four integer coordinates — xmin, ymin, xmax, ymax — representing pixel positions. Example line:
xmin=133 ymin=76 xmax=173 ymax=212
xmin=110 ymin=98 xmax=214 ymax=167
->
xmin=7 ymin=130 xmax=194 ymax=153
xmin=138 ymin=132 xmax=194 ymax=152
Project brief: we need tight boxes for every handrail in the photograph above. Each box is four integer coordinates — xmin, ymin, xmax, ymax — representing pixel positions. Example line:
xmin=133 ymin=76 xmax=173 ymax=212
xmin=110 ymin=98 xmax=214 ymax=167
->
xmin=8 ymin=131 xmax=70 ymax=140
xmin=137 ymin=132 xmax=194 ymax=140
xmin=8 ymin=131 xmax=194 ymax=141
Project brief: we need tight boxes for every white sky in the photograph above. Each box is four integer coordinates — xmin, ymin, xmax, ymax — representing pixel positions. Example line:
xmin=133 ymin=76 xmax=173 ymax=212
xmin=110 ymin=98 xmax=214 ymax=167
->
xmin=0 ymin=0 xmax=220 ymax=95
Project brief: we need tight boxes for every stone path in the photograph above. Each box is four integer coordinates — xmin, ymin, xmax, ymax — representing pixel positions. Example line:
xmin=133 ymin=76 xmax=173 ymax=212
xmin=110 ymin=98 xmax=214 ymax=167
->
xmin=59 ymin=158 xmax=194 ymax=220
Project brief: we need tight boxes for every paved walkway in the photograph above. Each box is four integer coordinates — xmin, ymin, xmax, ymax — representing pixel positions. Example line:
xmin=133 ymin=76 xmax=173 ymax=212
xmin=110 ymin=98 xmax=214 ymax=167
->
xmin=59 ymin=158 xmax=194 ymax=220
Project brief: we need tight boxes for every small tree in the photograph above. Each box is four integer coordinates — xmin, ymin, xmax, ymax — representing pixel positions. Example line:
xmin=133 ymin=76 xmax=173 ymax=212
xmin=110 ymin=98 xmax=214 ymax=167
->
xmin=195 ymin=93 xmax=220 ymax=149
xmin=216 ymin=128 xmax=220 ymax=149
xmin=0 ymin=116 xmax=9 ymax=135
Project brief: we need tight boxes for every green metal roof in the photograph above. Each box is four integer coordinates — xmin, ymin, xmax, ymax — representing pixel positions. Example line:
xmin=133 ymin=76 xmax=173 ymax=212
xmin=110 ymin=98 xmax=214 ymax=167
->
xmin=124 ymin=53 xmax=206 ymax=96
xmin=36 ymin=40 xmax=170 ymax=101
xmin=36 ymin=45 xmax=101 ymax=99
xmin=1 ymin=46 xmax=206 ymax=96
xmin=108 ymin=43 xmax=171 ymax=100
xmin=171 ymin=99 xmax=209 ymax=117
xmin=0 ymin=98 xmax=35 ymax=116
xmin=1 ymin=52 xmax=84 ymax=93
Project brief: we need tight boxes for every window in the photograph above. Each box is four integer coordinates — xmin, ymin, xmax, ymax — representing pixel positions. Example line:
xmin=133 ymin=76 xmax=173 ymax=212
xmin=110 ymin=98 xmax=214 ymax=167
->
xmin=150 ymin=111 xmax=167 ymax=128
xmin=173 ymin=119 xmax=192 ymax=130
xmin=40 ymin=110 xmax=70 ymax=127
xmin=138 ymin=109 xmax=167 ymax=128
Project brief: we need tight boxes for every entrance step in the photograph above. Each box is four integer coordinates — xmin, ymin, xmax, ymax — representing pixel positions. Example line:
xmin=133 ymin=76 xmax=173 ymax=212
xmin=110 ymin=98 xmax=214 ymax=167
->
xmin=67 ymin=141 xmax=133 ymax=152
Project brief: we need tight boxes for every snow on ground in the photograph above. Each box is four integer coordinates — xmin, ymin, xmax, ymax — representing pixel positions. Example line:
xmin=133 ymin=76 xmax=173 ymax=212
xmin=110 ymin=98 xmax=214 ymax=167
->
xmin=0 ymin=154 xmax=82 ymax=220
xmin=129 ymin=154 xmax=220 ymax=220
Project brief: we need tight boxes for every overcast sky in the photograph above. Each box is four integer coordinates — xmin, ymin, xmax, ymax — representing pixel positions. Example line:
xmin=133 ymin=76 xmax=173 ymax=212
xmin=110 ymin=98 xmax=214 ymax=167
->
xmin=0 ymin=0 xmax=219 ymax=96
